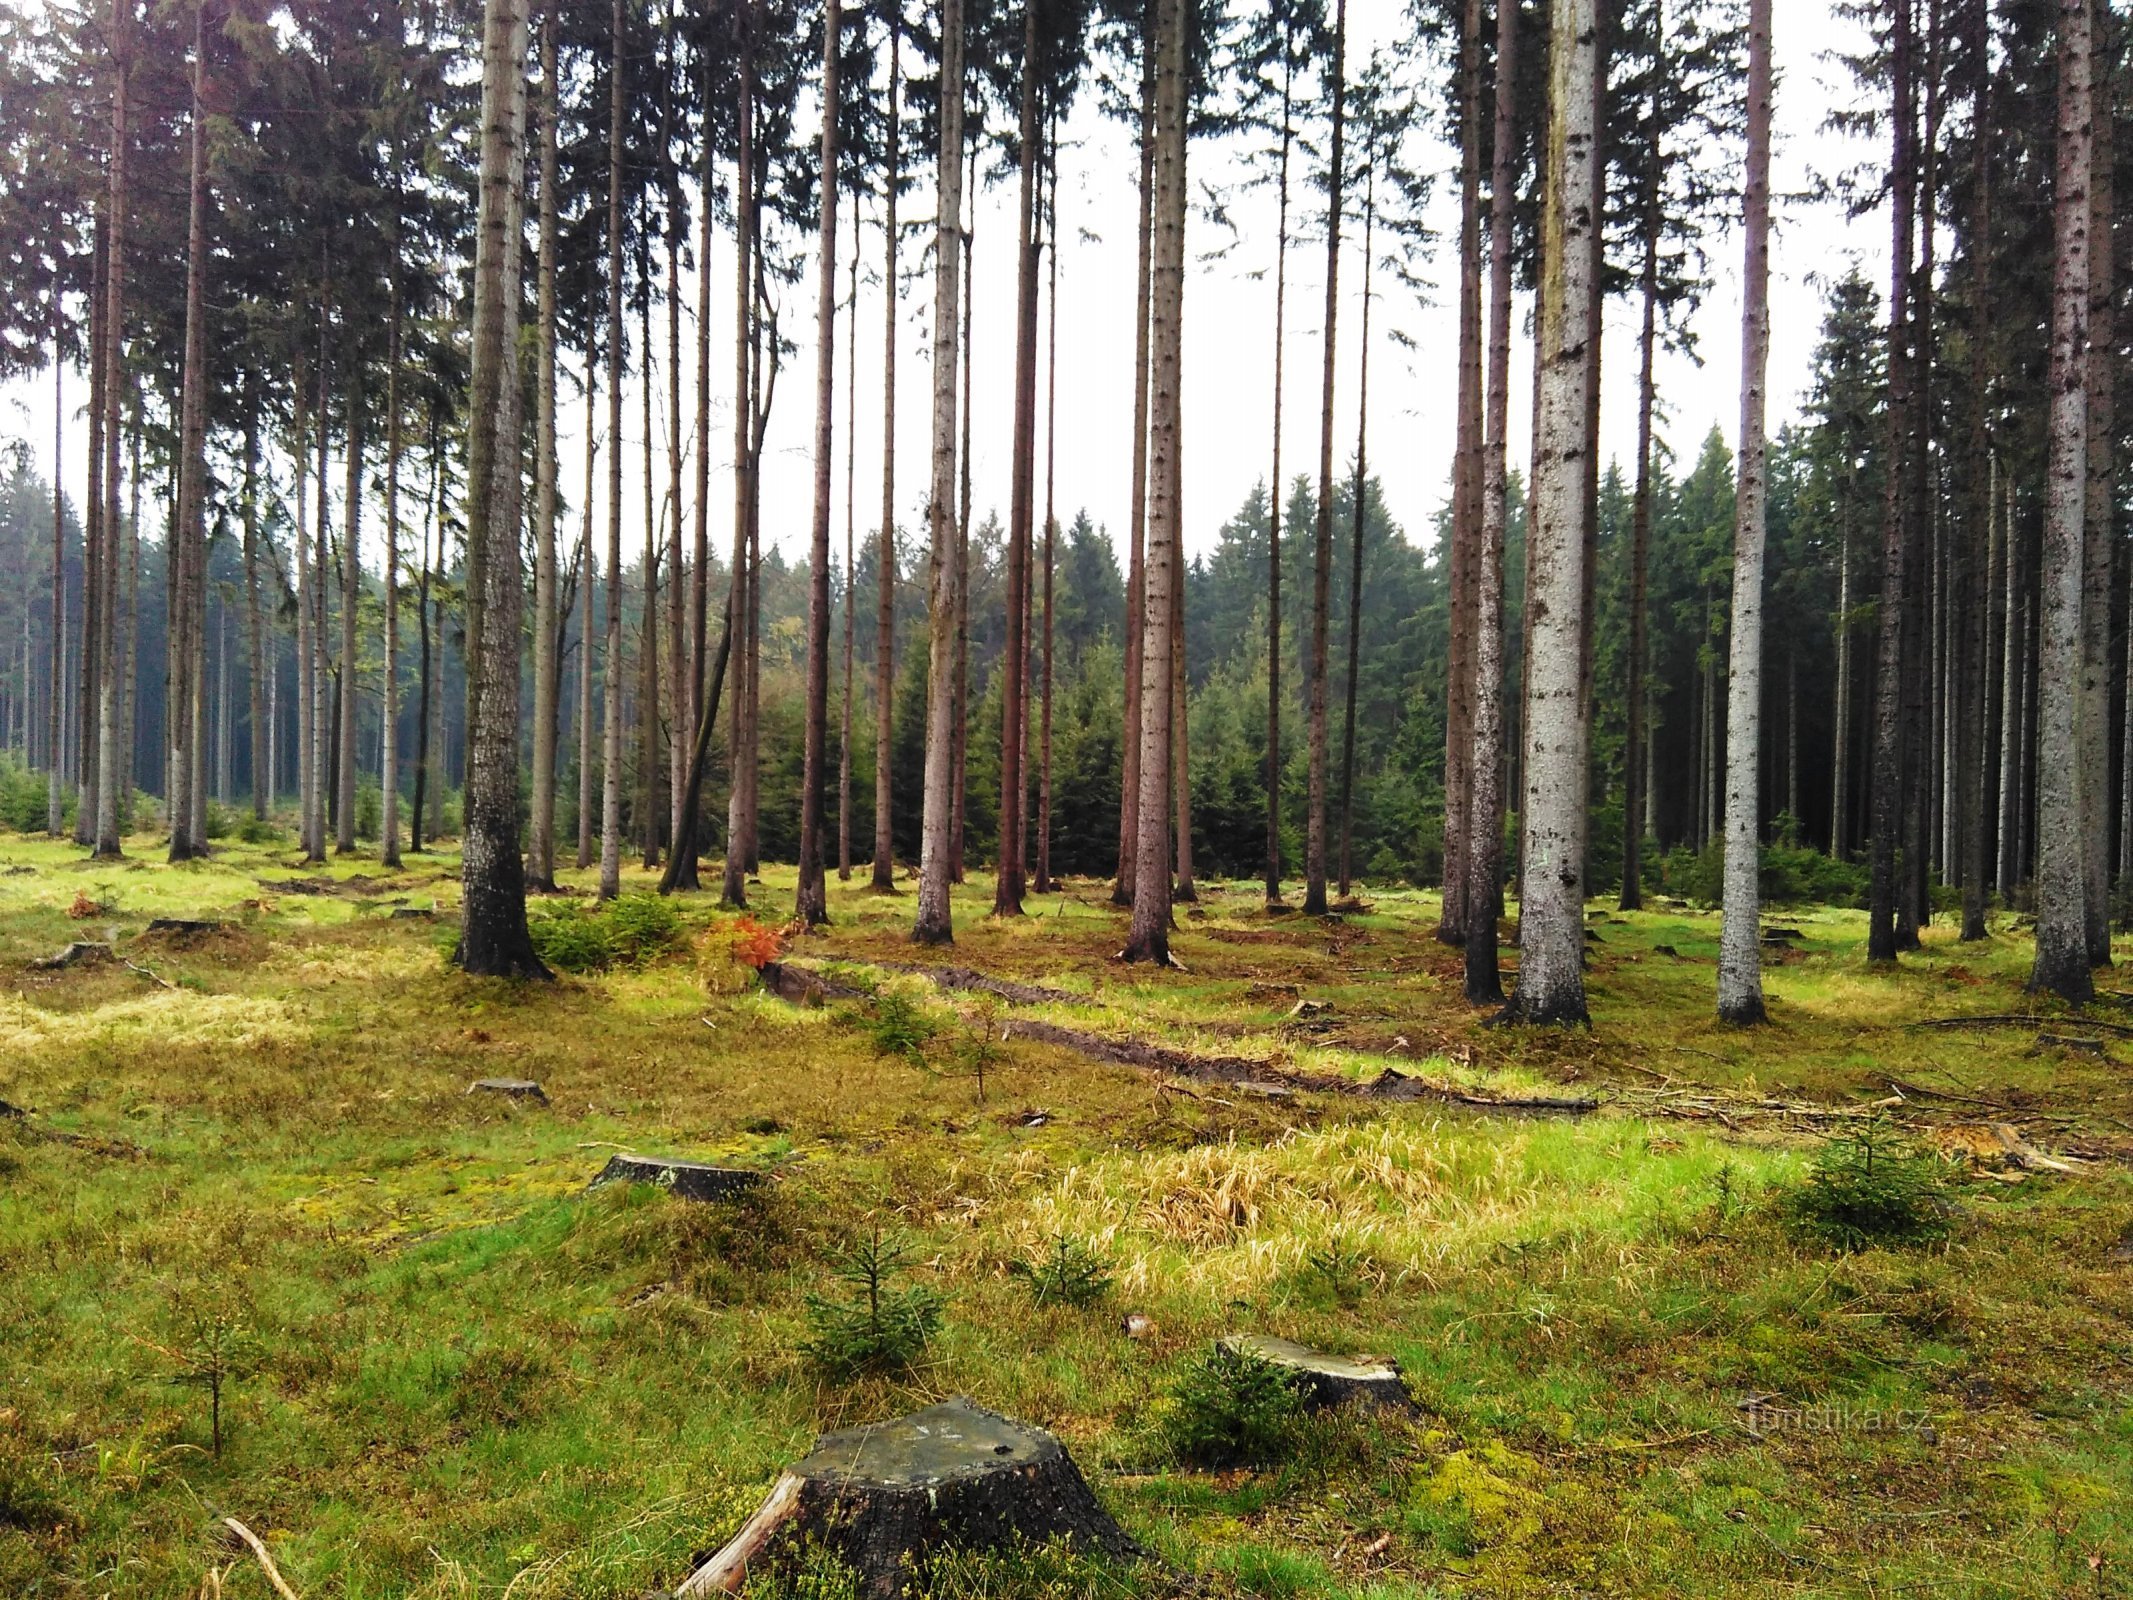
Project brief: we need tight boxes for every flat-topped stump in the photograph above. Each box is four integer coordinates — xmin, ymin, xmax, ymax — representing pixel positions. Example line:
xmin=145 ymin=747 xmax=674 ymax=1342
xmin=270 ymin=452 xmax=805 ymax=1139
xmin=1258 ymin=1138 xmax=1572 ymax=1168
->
xmin=676 ymin=1398 xmax=1140 ymax=1599
xmin=588 ymin=1154 xmax=762 ymax=1203
xmin=1219 ymin=1334 xmax=1411 ymax=1412
xmin=467 ymin=1078 xmax=548 ymax=1103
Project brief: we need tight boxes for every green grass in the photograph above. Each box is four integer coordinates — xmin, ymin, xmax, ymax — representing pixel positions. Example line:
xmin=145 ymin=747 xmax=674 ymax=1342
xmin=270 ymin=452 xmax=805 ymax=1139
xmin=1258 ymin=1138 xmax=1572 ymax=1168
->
xmin=1 ymin=827 xmax=2131 ymax=1597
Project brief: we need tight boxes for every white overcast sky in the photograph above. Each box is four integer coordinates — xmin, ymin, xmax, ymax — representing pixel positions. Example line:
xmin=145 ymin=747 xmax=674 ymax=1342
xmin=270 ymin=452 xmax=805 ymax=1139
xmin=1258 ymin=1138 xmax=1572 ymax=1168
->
xmin=2 ymin=0 xmax=1885 ymax=580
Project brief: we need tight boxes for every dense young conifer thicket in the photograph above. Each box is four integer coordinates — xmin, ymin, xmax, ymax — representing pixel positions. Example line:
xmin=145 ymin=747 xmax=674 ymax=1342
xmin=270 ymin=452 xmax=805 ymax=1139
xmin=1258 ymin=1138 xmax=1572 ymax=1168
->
xmin=1 ymin=0 xmax=2128 ymax=1011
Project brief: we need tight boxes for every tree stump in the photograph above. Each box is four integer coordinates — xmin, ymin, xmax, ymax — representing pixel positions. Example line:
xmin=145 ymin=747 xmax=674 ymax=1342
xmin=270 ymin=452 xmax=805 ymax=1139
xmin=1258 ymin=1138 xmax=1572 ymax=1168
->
xmin=144 ymin=918 xmax=222 ymax=935
xmin=588 ymin=1154 xmax=762 ymax=1203
xmin=29 ymin=942 xmax=114 ymax=971
xmin=1218 ymin=1335 xmax=1411 ymax=1412
xmin=675 ymin=1398 xmax=1141 ymax=1599
xmin=467 ymin=1078 xmax=548 ymax=1103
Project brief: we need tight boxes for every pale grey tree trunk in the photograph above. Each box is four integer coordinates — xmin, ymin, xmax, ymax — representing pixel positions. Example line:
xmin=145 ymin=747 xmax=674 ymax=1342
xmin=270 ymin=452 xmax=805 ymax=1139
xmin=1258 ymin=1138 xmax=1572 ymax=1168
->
xmin=1508 ymin=0 xmax=1599 ymax=1026
xmin=1440 ymin=0 xmax=1484 ymax=943
xmin=1717 ymin=0 xmax=1773 ymax=1026
xmin=529 ymin=0 xmax=560 ymax=889
xmin=456 ymin=0 xmax=545 ymax=976
xmin=599 ymin=0 xmax=627 ymax=902
xmin=382 ymin=285 xmax=404 ymax=869
xmin=336 ymin=390 xmax=361 ymax=854
xmin=913 ymin=0 xmax=965 ymax=945
xmin=1832 ymin=492 xmax=1852 ymax=856
xmin=1114 ymin=39 xmax=1154 ymax=909
xmin=1123 ymin=0 xmax=1186 ymax=965
xmin=2031 ymin=0 xmax=2094 ymax=1002
xmin=874 ymin=23 xmax=902 ymax=891
xmin=97 ymin=1 xmax=131 ymax=861
xmin=1305 ymin=0 xmax=1349 ymax=918
xmin=577 ymin=369 xmax=598 ymax=869
xmin=1465 ymin=0 xmax=1517 ymax=1006
xmin=1998 ymin=470 xmax=2021 ymax=894
xmin=840 ymin=193 xmax=858 ymax=881
xmin=797 ymin=0 xmax=844 ymax=927
xmin=2081 ymin=7 xmax=2115 ymax=962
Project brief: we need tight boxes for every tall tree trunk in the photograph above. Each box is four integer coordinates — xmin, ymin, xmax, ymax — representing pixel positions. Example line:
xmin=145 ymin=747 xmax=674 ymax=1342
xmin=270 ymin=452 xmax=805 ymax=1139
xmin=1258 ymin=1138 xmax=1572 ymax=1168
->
xmin=797 ymin=0 xmax=845 ymax=927
xmin=1833 ymin=481 xmax=1853 ymax=856
xmin=47 ymin=307 xmax=64 ymax=837
xmin=296 ymin=369 xmax=316 ymax=855
xmin=310 ymin=331 xmax=330 ymax=862
xmin=2083 ymin=3 xmax=2116 ymax=962
xmin=1868 ymin=0 xmax=1918 ymax=963
xmin=841 ymin=185 xmax=859 ymax=881
xmin=576 ymin=371 xmax=597 ymax=867
xmin=872 ymin=20 xmax=902 ymax=891
xmin=1264 ymin=15 xmax=1295 ymax=907
xmin=166 ymin=0 xmax=207 ymax=866
xmin=529 ymin=0 xmax=561 ymax=889
xmin=913 ymin=0 xmax=965 ymax=944
xmin=996 ymin=0 xmax=1042 ymax=920
xmin=1114 ymin=21 xmax=1155 ymax=909
xmin=1717 ymin=0 xmax=1773 ymax=1025
xmin=414 ymin=419 xmax=438 ymax=851
xmin=638 ymin=241 xmax=661 ymax=870
xmin=457 ymin=0 xmax=545 ymax=977
xmin=951 ymin=164 xmax=974 ymax=883
xmin=665 ymin=11 xmax=687 ymax=862
xmin=1037 ymin=118 xmax=1060 ymax=896
xmin=1622 ymin=79 xmax=1661 ymax=910
xmin=1465 ymin=0 xmax=1517 ymax=1006
xmin=336 ymin=382 xmax=362 ymax=854
xmin=688 ymin=46 xmax=714 ymax=877
xmin=722 ymin=13 xmax=759 ymax=906
xmin=1961 ymin=0 xmax=1994 ymax=940
xmin=1305 ymin=0 xmax=1349 ymax=919
xmin=1507 ymin=0 xmax=1599 ymax=1026
xmin=382 ymin=285 xmax=404 ymax=868
xmin=1337 ymin=151 xmax=1376 ymax=900
xmin=1439 ymin=0 xmax=1484 ymax=943
xmin=2031 ymin=0 xmax=2095 ymax=1001
xmin=243 ymin=377 xmax=267 ymax=822
xmin=600 ymin=0 xmax=628 ymax=901
xmin=1123 ymin=0 xmax=1186 ymax=965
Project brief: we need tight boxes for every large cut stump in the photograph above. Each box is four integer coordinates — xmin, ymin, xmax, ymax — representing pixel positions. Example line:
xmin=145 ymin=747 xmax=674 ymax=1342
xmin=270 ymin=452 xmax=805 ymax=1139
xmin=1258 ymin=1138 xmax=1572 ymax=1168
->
xmin=588 ymin=1154 xmax=762 ymax=1203
xmin=675 ymin=1398 xmax=1141 ymax=1599
xmin=1219 ymin=1334 xmax=1412 ymax=1412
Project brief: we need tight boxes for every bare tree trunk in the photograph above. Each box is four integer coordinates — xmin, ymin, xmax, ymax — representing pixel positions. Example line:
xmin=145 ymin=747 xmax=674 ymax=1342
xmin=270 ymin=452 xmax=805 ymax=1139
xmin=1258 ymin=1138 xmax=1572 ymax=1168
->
xmin=873 ymin=20 xmax=902 ymax=891
xmin=1999 ymin=472 xmax=2022 ymax=895
xmin=456 ymin=0 xmax=545 ymax=978
xmin=309 ymin=333 xmax=330 ymax=861
xmin=1037 ymin=118 xmax=1059 ymax=896
xmin=1171 ymin=510 xmax=1193 ymax=899
xmin=2031 ymin=0 xmax=2095 ymax=1001
xmin=1264 ymin=16 xmax=1296 ymax=907
xmin=1337 ymin=151 xmax=1376 ymax=900
xmin=2083 ymin=4 xmax=2116 ymax=962
xmin=1465 ymin=0 xmax=1517 ymax=1006
xmin=1506 ymin=0 xmax=1599 ymax=1026
xmin=600 ymin=0 xmax=628 ymax=901
xmin=576 ymin=369 xmax=597 ymax=868
xmin=1962 ymin=0 xmax=1994 ymax=939
xmin=1439 ymin=0 xmax=1484 ymax=943
xmin=296 ymin=370 xmax=316 ymax=854
xmin=414 ymin=417 xmax=437 ymax=851
xmin=1868 ymin=0 xmax=1917 ymax=964
xmin=1717 ymin=0 xmax=1773 ymax=1025
xmin=1123 ymin=0 xmax=1186 ymax=965
xmin=841 ymin=187 xmax=859 ymax=882
xmin=1305 ymin=0 xmax=1349 ymax=919
xmin=722 ymin=17 xmax=759 ymax=906
xmin=1114 ymin=24 xmax=1155 ymax=909
xmin=996 ymin=2 xmax=1043 ymax=920
xmin=1622 ymin=100 xmax=1661 ymax=909
xmin=1833 ymin=485 xmax=1853 ymax=856
xmin=951 ymin=157 xmax=974 ymax=884
xmin=664 ymin=13 xmax=687 ymax=864
xmin=335 ymin=381 xmax=362 ymax=855
xmin=242 ymin=380 xmax=267 ymax=821
xmin=166 ymin=0 xmax=207 ymax=866
xmin=382 ymin=285 xmax=404 ymax=868
xmin=529 ymin=0 xmax=561 ymax=889
xmin=913 ymin=0 xmax=965 ymax=944
xmin=797 ymin=0 xmax=845 ymax=927
xmin=638 ymin=243 xmax=661 ymax=870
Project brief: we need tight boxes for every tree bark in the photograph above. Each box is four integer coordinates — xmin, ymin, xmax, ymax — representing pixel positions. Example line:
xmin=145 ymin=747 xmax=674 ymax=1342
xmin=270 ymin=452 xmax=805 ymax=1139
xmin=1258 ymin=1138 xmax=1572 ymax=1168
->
xmin=1622 ymin=93 xmax=1661 ymax=909
xmin=1037 ymin=119 xmax=1060 ymax=896
xmin=798 ymin=0 xmax=845 ymax=927
xmin=337 ymin=377 xmax=361 ymax=856
xmin=1439 ymin=0 xmax=1484 ymax=943
xmin=2031 ymin=0 xmax=2095 ymax=1002
xmin=2082 ymin=4 xmax=2116 ymax=962
xmin=913 ymin=0 xmax=965 ymax=944
xmin=1717 ymin=0 xmax=1773 ymax=1026
xmin=874 ymin=21 xmax=903 ymax=891
xmin=1305 ymin=0 xmax=1349 ymax=919
xmin=576 ymin=369 xmax=597 ymax=867
xmin=1465 ymin=0 xmax=1517 ymax=1007
xmin=1114 ymin=25 xmax=1155 ymax=910
xmin=1123 ymin=0 xmax=1187 ymax=965
xmin=1506 ymin=0 xmax=1599 ymax=1027
xmin=723 ymin=25 xmax=760 ymax=907
xmin=456 ymin=0 xmax=546 ymax=978
xmin=951 ymin=154 xmax=974 ymax=884
xmin=600 ymin=0 xmax=628 ymax=901
xmin=243 ymin=377 xmax=267 ymax=822
xmin=382 ymin=283 xmax=404 ymax=868
xmin=1337 ymin=150 xmax=1376 ymax=900
xmin=1960 ymin=0 xmax=1993 ymax=941
xmin=841 ymin=186 xmax=859 ymax=881
xmin=1264 ymin=16 xmax=1296 ymax=907
xmin=529 ymin=0 xmax=561 ymax=889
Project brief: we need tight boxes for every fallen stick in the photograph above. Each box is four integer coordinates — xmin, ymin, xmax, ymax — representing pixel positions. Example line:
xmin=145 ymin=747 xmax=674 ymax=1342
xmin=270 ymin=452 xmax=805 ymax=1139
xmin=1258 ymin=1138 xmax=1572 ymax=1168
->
xmin=122 ymin=957 xmax=176 ymax=990
xmin=224 ymin=1518 xmax=300 ymax=1600
xmin=1912 ymin=1014 xmax=2133 ymax=1039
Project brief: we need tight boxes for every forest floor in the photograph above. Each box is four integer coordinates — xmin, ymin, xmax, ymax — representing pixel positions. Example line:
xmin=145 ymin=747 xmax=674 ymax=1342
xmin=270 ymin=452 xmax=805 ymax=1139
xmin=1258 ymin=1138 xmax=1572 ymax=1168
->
xmin=2 ymin=831 xmax=2131 ymax=1599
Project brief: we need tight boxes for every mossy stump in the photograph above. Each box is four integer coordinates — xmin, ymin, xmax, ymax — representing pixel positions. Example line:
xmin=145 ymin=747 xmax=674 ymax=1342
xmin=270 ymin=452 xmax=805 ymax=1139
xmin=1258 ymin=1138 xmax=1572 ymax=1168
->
xmin=675 ymin=1398 xmax=1140 ymax=1599
xmin=1219 ymin=1334 xmax=1412 ymax=1412
xmin=467 ymin=1077 xmax=548 ymax=1103
xmin=588 ymin=1154 xmax=762 ymax=1203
